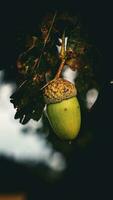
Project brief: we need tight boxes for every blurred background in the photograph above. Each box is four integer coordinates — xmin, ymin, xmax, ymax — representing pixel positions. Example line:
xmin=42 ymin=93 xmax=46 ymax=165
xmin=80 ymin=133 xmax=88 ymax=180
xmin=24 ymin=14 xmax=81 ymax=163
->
xmin=0 ymin=0 xmax=113 ymax=199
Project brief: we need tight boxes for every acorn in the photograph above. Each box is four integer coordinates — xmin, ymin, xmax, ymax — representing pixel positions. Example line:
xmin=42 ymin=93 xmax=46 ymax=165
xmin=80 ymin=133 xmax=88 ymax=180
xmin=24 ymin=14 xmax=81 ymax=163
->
xmin=43 ymin=78 xmax=81 ymax=140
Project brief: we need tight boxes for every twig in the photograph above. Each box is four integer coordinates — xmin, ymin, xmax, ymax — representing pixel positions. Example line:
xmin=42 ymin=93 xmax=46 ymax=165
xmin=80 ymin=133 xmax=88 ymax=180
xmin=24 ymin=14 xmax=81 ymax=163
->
xmin=33 ymin=11 xmax=58 ymax=74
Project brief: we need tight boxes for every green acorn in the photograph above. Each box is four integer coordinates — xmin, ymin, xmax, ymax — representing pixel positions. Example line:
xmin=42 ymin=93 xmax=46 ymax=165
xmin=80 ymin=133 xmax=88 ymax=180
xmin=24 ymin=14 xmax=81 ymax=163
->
xmin=43 ymin=78 xmax=81 ymax=140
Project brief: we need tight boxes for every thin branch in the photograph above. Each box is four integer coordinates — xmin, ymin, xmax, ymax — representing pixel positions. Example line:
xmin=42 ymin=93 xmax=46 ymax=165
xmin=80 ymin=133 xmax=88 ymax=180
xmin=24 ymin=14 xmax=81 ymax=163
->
xmin=33 ymin=11 xmax=58 ymax=74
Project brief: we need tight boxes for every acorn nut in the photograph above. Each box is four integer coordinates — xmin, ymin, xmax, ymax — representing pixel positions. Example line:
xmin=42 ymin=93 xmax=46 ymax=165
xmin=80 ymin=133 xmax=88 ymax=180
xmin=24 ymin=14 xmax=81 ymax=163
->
xmin=43 ymin=78 xmax=81 ymax=140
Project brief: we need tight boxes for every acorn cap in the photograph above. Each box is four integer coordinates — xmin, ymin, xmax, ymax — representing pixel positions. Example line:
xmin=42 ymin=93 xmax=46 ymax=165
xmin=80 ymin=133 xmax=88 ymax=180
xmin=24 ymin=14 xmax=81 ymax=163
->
xmin=43 ymin=78 xmax=77 ymax=104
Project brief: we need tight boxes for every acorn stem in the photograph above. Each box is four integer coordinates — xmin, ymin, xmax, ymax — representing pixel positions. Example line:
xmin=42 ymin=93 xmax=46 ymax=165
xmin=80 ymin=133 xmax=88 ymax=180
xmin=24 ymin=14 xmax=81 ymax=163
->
xmin=55 ymin=59 xmax=65 ymax=79
xmin=55 ymin=31 xmax=66 ymax=79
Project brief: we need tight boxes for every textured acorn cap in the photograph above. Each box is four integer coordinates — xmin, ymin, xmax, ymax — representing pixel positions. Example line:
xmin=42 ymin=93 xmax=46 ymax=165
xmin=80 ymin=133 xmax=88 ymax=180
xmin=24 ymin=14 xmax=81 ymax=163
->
xmin=43 ymin=78 xmax=77 ymax=104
